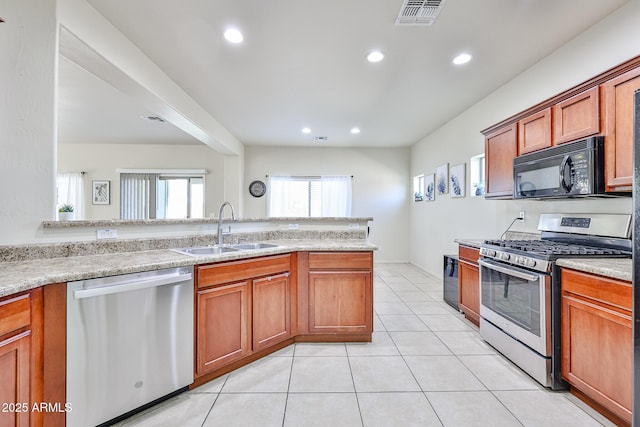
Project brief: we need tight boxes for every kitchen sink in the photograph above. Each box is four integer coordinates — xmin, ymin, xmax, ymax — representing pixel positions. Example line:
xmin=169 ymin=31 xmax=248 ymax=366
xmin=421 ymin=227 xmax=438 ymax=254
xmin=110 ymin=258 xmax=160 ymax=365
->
xmin=231 ymin=242 xmax=279 ymax=250
xmin=172 ymin=242 xmax=279 ymax=256
xmin=171 ymin=245 xmax=240 ymax=256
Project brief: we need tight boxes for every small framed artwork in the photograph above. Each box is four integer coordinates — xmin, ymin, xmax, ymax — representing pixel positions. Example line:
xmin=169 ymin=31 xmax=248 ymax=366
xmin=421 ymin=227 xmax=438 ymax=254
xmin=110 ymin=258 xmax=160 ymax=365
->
xmin=450 ymin=163 xmax=466 ymax=198
xmin=436 ymin=163 xmax=449 ymax=195
xmin=424 ymin=174 xmax=435 ymax=201
xmin=92 ymin=180 xmax=110 ymax=205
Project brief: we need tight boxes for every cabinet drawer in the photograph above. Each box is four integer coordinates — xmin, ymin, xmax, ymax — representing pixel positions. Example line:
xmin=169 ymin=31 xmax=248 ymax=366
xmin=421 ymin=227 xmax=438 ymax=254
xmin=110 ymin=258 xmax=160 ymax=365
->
xmin=308 ymin=252 xmax=372 ymax=270
xmin=458 ymin=246 xmax=480 ymax=264
xmin=198 ymin=254 xmax=291 ymax=288
xmin=0 ymin=293 xmax=31 ymax=338
xmin=561 ymin=268 xmax=631 ymax=312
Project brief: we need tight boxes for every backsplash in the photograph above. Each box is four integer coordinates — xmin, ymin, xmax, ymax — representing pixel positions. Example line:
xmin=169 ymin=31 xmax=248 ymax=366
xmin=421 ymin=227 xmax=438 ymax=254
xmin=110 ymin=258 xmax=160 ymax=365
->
xmin=0 ymin=229 xmax=367 ymax=262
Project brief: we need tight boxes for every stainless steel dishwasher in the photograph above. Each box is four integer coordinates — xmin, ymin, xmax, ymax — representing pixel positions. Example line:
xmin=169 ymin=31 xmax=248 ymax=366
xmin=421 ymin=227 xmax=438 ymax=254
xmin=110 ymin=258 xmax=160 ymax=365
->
xmin=66 ymin=266 xmax=194 ymax=427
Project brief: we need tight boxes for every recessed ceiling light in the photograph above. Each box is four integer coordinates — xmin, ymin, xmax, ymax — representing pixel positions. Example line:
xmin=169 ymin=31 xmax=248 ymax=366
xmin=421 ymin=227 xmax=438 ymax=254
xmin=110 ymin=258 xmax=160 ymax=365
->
xmin=350 ymin=127 xmax=361 ymax=134
xmin=366 ymin=50 xmax=384 ymax=63
xmin=302 ymin=127 xmax=311 ymax=134
xmin=453 ymin=53 xmax=472 ymax=65
xmin=224 ymin=28 xmax=244 ymax=44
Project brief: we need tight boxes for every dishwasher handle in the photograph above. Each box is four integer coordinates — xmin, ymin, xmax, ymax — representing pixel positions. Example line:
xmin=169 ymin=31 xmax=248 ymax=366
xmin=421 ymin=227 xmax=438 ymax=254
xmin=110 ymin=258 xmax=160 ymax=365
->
xmin=74 ymin=272 xmax=193 ymax=300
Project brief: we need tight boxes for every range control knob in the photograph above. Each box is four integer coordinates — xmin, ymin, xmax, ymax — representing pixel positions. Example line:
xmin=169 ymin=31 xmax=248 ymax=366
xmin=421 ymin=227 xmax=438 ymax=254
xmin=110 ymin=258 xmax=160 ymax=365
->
xmin=524 ymin=258 xmax=537 ymax=268
xmin=482 ymin=249 xmax=496 ymax=257
xmin=498 ymin=252 xmax=510 ymax=261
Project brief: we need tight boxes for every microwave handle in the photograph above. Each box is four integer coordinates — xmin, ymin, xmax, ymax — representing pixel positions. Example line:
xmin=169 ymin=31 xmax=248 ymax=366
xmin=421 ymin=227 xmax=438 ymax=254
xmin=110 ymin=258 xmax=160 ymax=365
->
xmin=560 ymin=155 xmax=573 ymax=192
xmin=478 ymin=259 xmax=540 ymax=282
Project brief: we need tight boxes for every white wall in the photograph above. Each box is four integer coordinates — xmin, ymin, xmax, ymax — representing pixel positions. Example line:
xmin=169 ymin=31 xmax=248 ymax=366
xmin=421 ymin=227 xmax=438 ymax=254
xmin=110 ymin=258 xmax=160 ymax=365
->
xmin=410 ymin=1 xmax=640 ymax=278
xmin=0 ymin=1 xmax=58 ymax=244
xmin=244 ymin=146 xmax=410 ymax=263
xmin=58 ymin=143 xmax=227 ymax=220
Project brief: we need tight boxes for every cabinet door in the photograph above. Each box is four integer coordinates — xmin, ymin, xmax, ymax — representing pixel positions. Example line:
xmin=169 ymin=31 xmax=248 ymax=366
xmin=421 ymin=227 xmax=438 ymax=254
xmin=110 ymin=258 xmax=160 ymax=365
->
xmin=553 ymin=87 xmax=600 ymax=144
xmin=0 ymin=332 xmax=31 ymax=427
xmin=196 ymin=281 xmax=251 ymax=375
xmin=458 ymin=260 xmax=479 ymax=326
xmin=308 ymin=271 xmax=372 ymax=334
xmin=561 ymin=294 xmax=631 ymax=423
xmin=602 ymin=66 xmax=640 ymax=192
xmin=484 ymin=123 xmax=517 ymax=199
xmin=518 ymin=107 xmax=552 ymax=154
xmin=253 ymin=273 xmax=291 ymax=351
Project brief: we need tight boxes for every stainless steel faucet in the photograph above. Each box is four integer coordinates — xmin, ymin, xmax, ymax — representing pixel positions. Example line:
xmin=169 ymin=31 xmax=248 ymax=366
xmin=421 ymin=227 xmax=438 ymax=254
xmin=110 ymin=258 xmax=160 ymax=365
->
xmin=217 ymin=202 xmax=236 ymax=245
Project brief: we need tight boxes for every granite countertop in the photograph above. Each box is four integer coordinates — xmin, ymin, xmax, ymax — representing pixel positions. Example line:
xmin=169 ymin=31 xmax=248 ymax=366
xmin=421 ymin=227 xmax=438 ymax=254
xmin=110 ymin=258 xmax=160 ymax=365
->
xmin=556 ymin=258 xmax=632 ymax=282
xmin=454 ymin=239 xmax=485 ymax=249
xmin=0 ymin=239 xmax=377 ymax=298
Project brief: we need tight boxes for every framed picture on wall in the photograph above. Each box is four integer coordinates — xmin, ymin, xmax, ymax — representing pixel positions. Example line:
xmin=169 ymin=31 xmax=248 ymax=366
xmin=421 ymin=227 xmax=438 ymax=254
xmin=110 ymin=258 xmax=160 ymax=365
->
xmin=436 ymin=163 xmax=449 ymax=195
xmin=92 ymin=180 xmax=110 ymax=205
xmin=424 ymin=174 xmax=435 ymax=201
xmin=450 ymin=163 xmax=466 ymax=198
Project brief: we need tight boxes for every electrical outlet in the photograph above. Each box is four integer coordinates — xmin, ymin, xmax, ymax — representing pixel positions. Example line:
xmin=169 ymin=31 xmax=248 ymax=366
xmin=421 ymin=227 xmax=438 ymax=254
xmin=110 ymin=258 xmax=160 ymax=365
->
xmin=518 ymin=211 xmax=525 ymax=221
xmin=288 ymin=224 xmax=299 ymax=230
xmin=97 ymin=228 xmax=118 ymax=239
xmin=348 ymin=223 xmax=360 ymax=230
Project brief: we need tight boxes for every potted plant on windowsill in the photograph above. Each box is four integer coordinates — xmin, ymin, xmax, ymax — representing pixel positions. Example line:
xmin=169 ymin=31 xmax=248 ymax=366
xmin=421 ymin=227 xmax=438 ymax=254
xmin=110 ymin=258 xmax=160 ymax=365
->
xmin=58 ymin=204 xmax=75 ymax=221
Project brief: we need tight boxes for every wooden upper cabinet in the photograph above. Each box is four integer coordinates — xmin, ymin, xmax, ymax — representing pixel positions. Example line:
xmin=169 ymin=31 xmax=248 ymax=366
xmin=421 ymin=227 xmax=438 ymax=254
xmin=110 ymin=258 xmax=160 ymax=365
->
xmin=518 ymin=107 xmax=552 ymax=154
xmin=602 ymin=66 xmax=640 ymax=192
xmin=484 ymin=123 xmax=517 ymax=199
xmin=553 ymin=86 xmax=600 ymax=144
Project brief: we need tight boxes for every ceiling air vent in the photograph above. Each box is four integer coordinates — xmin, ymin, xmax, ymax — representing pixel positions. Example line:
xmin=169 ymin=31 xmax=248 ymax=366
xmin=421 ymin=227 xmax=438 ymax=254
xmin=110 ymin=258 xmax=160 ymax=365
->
xmin=395 ymin=0 xmax=447 ymax=26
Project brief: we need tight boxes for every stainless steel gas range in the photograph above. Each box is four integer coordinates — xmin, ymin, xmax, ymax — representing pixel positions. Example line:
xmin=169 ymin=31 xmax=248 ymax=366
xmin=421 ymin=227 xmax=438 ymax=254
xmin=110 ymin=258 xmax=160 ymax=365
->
xmin=478 ymin=213 xmax=631 ymax=389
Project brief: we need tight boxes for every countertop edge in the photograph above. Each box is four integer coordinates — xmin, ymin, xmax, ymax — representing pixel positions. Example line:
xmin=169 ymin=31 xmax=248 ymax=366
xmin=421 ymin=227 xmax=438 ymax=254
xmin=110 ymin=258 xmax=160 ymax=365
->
xmin=556 ymin=258 xmax=632 ymax=282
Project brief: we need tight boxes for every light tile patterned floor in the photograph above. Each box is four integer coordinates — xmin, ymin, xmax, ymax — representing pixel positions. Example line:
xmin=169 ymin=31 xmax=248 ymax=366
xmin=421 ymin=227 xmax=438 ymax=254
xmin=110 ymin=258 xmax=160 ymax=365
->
xmin=115 ymin=263 xmax=615 ymax=427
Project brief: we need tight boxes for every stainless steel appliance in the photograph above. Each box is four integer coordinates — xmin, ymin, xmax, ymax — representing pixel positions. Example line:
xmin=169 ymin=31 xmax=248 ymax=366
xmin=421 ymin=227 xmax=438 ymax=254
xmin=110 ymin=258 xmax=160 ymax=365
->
xmin=67 ymin=266 xmax=194 ymax=427
xmin=513 ymin=136 xmax=614 ymax=199
xmin=443 ymin=255 xmax=459 ymax=310
xmin=479 ymin=213 xmax=631 ymax=389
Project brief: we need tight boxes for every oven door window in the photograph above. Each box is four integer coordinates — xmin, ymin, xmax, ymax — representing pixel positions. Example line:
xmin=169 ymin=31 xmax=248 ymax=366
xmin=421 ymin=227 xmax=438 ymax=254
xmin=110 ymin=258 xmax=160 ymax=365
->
xmin=480 ymin=263 xmax=542 ymax=336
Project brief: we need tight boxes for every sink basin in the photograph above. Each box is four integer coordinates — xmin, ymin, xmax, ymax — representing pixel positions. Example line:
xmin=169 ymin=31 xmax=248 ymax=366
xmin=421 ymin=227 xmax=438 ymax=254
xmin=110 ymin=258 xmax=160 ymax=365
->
xmin=231 ymin=242 xmax=279 ymax=250
xmin=172 ymin=245 xmax=240 ymax=256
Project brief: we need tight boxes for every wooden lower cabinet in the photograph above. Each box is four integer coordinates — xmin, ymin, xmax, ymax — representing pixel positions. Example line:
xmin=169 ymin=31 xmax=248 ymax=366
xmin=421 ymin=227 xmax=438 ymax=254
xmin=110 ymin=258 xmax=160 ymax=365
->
xmin=194 ymin=254 xmax=294 ymax=381
xmin=253 ymin=273 xmax=291 ymax=351
xmin=458 ymin=245 xmax=480 ymax=326
xmin=301 ymin=252 xmax=374 ymax=338
xmin=561 ymin=268 xmax=632 ymax=426
xmin=308 ymin=270 xmax=371 ymax=334
xmin=196 ymin=280 xmax=251 ymax=375
xmin=0 ymin=289 xmax=44 ymax=427
xmin=0 ymin=332 xmax=31 ymax=427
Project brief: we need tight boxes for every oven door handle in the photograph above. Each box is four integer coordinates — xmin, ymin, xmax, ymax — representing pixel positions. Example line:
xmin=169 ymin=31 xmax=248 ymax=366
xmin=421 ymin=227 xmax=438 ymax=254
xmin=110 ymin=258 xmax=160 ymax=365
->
xmin=478 ymin=259 xmax=540 ymax=282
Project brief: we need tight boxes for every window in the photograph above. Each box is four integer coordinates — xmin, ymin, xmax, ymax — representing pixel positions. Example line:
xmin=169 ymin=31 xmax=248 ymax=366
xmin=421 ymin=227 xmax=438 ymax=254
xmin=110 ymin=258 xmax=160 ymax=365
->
xmin=120 ymin=170 xmax=205 ymax=219
xmin=268 ymin=175 xmax=352 ymax=217
xmin=413 ymin=174 xmax=425 ymax=201
xmin=56 ymin=172 xmax=84 ymax=219
xmin=470 ymin=154 xmax=486 ymax=197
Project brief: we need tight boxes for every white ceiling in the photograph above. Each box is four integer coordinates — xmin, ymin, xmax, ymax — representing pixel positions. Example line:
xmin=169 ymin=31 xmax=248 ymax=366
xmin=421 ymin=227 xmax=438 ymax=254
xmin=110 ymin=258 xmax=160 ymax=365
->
xmin=57 ymin=0 xmax=629 ymax=148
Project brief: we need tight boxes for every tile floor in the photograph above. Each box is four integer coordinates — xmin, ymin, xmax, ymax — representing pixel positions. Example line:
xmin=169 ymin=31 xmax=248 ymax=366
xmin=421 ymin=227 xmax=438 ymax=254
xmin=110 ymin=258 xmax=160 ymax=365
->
xmin=115 ymin=263 xmax=615 ymax=427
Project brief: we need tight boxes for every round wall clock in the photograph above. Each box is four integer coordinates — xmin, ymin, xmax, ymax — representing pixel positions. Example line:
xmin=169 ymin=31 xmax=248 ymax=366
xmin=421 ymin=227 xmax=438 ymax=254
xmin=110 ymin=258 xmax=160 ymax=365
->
xmin=249 ymin=180 xmax=266 ymax=197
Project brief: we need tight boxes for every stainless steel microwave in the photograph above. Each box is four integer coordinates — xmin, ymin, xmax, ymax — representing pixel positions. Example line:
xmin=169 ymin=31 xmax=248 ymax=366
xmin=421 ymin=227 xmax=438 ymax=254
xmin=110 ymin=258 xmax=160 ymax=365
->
xmin=513 ymin=136 xmax=606 ymax=199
